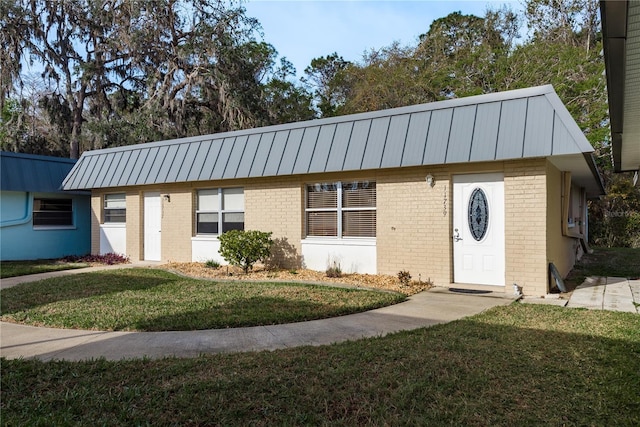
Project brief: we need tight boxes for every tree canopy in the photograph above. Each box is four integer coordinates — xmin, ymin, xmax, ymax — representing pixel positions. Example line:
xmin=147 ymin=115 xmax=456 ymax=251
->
xmin=3 ymin=0 xmax=636 ymax=246
xmin=1 ymin=0 xmax=312 ymax=158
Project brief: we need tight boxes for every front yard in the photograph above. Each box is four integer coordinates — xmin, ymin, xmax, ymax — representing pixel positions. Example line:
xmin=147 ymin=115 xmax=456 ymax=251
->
xmin=2 ymin=304 xmax=639 ymax=425
xmin=0 ymin=269 xmax=405 ymax=331
xmin=2 ymin=248 xmax=639 ymax=424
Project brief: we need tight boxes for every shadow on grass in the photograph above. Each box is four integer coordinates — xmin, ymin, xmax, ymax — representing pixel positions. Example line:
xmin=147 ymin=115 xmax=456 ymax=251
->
xmin=0 ymin=270 xmax=177 ymax=315
xmin=131 ymin=296 xmax=392 ymax=331
xmin=2 ymin=305 xmax=638 ymax=425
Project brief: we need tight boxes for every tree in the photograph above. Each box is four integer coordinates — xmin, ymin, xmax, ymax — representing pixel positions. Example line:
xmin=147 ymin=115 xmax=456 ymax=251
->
xmin=2 ymin=0 xmax=312 ymax=157
xmin=328 ymin=9 xmax=519 ymax=115
xmin=0 ymin=76 xmax=68 ymax=156
xmin=1 ymin=0 xmax=139 ymax=158
xmin=303 ymin=53 xmax=351 ymax=117
xmin=262 ymin=58 xmax=316 ymax=124
xmin=524 ymin=0 xmax=600 ymax=51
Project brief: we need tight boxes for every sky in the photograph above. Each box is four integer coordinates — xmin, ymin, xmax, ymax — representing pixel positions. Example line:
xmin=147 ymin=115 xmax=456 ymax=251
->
xmin=243 ymin=0 xmax=520 ymax=78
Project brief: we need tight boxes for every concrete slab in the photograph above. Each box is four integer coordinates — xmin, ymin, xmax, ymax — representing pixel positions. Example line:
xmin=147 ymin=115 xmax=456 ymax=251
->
xmin=0 ymin=288 xmax=513 ymax=362
xmin=567 ymin=276 xmax=606 ymax=310
xmin=602 ymin=277 xmax=637 ymax=313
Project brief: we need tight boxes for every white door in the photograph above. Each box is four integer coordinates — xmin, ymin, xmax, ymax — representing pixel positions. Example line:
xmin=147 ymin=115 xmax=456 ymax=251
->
xmin=144 ymin=192 xmax=162 ymax=261
xmin=453 ymin=173 xmax=505 ymax=286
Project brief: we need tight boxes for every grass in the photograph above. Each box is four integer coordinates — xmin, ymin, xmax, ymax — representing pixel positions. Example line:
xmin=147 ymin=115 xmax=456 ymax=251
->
xmin=0 ymin=269 xmax=404 ymax=331
xmin=566 ymin=247 xmax=640 ymax=285
xmin=0 ymin=259 xmax=89 ymax=279
xmin=2 ymin=304 xmax=639 ymax=425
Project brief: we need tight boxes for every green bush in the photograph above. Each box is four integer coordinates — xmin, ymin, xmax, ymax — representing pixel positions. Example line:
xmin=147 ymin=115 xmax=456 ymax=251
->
xmin=218 ymin=230 xmax=274 ymax=274
xmin=205 ymin=260 xmax=220 ymax=269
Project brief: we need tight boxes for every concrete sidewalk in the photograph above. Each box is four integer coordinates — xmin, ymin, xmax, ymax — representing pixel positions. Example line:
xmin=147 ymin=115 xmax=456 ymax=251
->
xmin=0 ymin=287 xmax=514 ymax=361
xmin=521 ymin=276 xmax=639 ymax=313
xmin=567 ymin=277 xmax=639 ymax=313
xmin=0 ymin=262 xmax=162 ymax=289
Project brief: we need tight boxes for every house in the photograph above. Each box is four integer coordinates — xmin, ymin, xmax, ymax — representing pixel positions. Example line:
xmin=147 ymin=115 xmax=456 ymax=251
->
xmin=1 ymin=151 xmax=91 ymax=260
xmin=601 ymin=0 xmax=640 ymax=177
xmin=61 ymin=85 xmax=604 ymax=296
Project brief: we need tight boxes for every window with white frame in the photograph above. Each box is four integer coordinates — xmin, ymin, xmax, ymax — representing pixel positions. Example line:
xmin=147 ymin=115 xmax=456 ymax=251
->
xmin=196 ymin=188 xmax=244 ymax=235
xmin=33 ymin=198 xmax=73 ymax=227
xmin=306 ymin=181 xmax=376 ymax=238
xmin=103 ymin=193 xmax=126 ymax=223
xmin=562 ymin=172 xmax=585 ymax=236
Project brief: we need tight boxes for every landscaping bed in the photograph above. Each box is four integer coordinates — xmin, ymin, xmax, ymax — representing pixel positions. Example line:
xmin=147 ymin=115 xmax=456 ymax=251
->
xmin=165 ymin=262 xmax=432 ymax=295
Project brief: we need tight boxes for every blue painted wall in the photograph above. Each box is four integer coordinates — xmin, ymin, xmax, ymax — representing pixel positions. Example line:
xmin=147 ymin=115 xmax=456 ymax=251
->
xmin=0 ymin=191 xmax=91 ymax=260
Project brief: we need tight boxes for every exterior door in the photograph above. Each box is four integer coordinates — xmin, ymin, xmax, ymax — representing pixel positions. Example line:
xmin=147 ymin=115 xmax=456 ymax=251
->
xmin=453 ymin=173 xmax=505 ymax=286
xmin=144 ymin=192 xmax=161 ymax=261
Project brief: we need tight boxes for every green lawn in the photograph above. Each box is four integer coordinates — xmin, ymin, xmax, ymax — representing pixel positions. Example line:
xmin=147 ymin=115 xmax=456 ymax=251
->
xmin=0 ymin=260 xmax=89 ymax=279
xmin=566 ymin=247 xmax=640 ymax=285
xmin=2 ymin=304 xmax=638 ymax=425
xmin=0 ymin=269 xmax=404 ymax=331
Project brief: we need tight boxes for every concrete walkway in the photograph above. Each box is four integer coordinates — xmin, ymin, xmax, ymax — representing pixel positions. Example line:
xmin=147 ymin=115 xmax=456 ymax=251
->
xmin=521 ymin=276 xmax=639 ymax=313
xmin=567 ymin=277 xmax=639 ymax=313
xmin=0 ymin=266 xmax=515 ymax=361
xmin=0 ymin=262 xmax=162 ymax=289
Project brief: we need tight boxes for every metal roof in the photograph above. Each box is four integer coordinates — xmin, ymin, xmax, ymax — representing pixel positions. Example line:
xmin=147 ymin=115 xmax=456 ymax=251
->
xmin=601 ymin=0 xmax=640 ymax=173
xmin=62 ymin=85 xmax=604 ymax=196
xmin=1 ymin=151 xmax=87 ymax=194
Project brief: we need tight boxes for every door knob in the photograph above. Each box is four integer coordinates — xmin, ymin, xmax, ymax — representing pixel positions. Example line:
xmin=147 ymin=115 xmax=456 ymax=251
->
xmin=453 ymin=228 xmax=463 ymax=242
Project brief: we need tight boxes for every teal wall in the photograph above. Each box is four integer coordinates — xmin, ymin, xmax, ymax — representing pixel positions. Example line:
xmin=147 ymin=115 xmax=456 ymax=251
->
xmin=0 ymin=191 xmax=91 ymax=260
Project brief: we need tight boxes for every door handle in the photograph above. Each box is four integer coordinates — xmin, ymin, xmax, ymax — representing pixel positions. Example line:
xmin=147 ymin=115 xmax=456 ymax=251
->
xmin=453 ymin=228 xmax=463 ymax=242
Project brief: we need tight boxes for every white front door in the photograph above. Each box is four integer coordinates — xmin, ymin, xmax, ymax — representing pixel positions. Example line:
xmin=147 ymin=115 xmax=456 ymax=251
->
xmin=453 ymin=173 xmax=505 ymax=286
xmin=144 ymin=192 xmax=161 ymax=261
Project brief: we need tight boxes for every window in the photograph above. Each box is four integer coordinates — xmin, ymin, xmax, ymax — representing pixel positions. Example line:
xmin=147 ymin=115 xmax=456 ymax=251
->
xmin=196 ymin=188 xmax=244 ymax=235
xmin=104 ymin=193 xmax=126 ymax=223
xmin=306 ymin=181 xmax=376 ymax=238
xmin=33 ymin=198 xmax=73 ymax=227
xmin=562 ymin=172 xmax=585 ymax=236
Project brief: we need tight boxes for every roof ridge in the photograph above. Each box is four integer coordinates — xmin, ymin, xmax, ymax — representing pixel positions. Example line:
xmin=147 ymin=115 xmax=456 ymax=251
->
xmin=76 ymin=85 xmax=556 ymax=158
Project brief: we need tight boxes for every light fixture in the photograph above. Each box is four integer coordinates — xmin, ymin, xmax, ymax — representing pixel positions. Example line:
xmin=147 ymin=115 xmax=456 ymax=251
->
xmin=426 ymin=174 xmax=435 ymax=187
xmin=163 ymin=194 xmax=170 ymax=202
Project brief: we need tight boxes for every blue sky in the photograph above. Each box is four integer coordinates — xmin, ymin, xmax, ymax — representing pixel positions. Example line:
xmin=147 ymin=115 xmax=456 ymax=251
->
xmin=244 ymin=0 xmax=520 ymax=77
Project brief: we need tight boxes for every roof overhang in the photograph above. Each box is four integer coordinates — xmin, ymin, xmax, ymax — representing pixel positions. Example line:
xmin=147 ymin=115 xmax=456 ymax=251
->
xmin=601 ymin=0 xmax=640 ymax=173
xmin=549 ymin=153 xmax=605 ymax=199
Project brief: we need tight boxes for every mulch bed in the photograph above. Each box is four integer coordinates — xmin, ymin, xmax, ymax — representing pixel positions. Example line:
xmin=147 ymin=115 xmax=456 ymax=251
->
xmin=164 ymin=262 xmax=431 ymax=296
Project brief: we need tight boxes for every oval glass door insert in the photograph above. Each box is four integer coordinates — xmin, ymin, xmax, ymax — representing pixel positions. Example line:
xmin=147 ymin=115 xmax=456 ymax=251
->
xmin=468 ymin=188 xmax=489 ymax=241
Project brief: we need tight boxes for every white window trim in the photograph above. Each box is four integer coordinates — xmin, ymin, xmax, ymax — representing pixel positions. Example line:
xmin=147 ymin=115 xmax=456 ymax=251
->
xmin=103 ymin=193 xmax=126 ymax=224
xmin=305 ymin=181 xmax=376 ymax=239
xmin=195 ymin=187 xmax=244 ymax=236
xmin=301 ymin=237 xmax=376 ymax=245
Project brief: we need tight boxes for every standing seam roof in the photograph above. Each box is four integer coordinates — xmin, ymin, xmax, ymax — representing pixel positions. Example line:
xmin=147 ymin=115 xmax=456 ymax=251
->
xmin=62 ymin=85 xmax=596 ymax=191
xmin=1 ymin=151 xmax=83 ymax=194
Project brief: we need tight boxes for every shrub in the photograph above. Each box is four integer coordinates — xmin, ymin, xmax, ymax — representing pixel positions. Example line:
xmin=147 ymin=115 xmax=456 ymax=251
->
xmin=397 ymin=270 xmax=411 ymax=286
xmin=205 ymin=260 xmax=220 ymax=269
xmin=218 ymin=230 xmax=273 ymax=274
xmin=326 ymin=260 xmax=342 ymax=278
xmin=62 ymin=253 xmax=130 ymax=265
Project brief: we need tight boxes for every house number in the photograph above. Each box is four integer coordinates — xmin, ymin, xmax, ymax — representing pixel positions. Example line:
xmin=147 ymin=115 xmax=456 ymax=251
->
xmin=443 ymin=185 xmax=447 ymax=217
